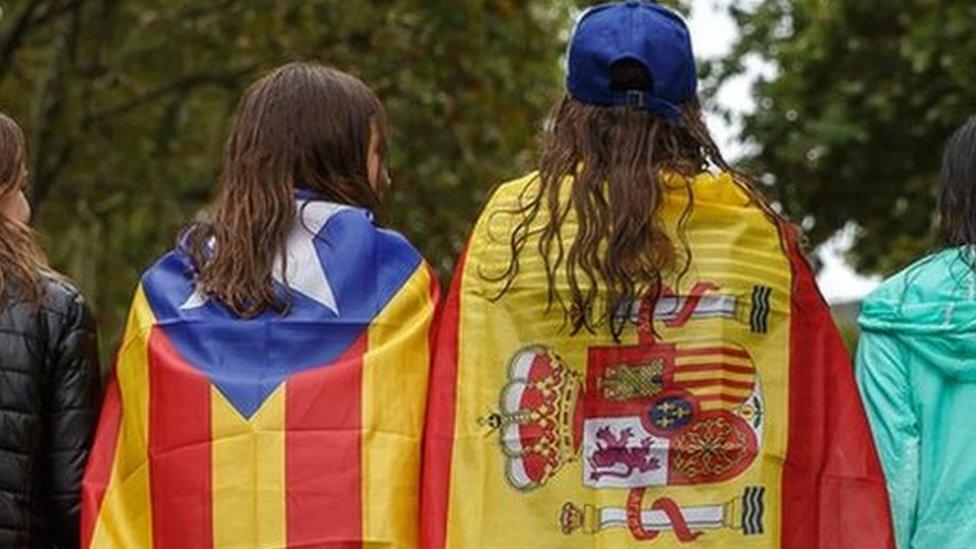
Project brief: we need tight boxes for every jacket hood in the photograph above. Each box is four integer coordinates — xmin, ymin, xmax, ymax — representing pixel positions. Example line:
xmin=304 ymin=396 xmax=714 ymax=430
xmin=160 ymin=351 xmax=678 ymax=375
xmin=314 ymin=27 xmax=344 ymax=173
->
xmin=858 ymin=248 xmax=976 ymax=381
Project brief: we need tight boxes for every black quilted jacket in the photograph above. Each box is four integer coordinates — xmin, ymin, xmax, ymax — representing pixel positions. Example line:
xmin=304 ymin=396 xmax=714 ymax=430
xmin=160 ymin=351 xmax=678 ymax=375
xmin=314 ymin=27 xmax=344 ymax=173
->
xmin=0 ymin=277 xmax=101 ymax=548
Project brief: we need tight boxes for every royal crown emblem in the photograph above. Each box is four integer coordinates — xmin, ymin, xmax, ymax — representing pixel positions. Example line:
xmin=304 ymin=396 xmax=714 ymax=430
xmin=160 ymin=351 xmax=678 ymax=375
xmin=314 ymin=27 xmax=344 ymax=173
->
xmin=483 ymin=346 xmax=584 ymax=491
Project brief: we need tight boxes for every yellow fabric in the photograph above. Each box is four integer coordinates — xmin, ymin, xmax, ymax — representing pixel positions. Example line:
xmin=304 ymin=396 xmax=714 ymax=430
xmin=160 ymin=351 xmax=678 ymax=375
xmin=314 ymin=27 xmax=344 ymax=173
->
xmin=445 ymin=172 xmax=793 ymax=547
xmin=211 ymin=385 xmax=287 ymax=547
xmin=88 ymin=288 xmax=155 ymax=548
xmin=363 ymin=264 xmax=436 ymax=546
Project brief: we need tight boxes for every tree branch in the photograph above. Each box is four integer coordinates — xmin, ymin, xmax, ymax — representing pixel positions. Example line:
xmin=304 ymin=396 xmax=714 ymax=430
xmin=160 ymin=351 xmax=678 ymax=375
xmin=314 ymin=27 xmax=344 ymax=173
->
xmin=29 ymin=0 xmax=88 ymax=28
xmin=0 ymin=0 xmax=49 ymax=84
xmin=30 ymin=0 xmax=84 ymax=210
xmin=172 ymin=0 xmax=240 ymax=21
xmin=83 ymin=65 xmax=257 ymax=126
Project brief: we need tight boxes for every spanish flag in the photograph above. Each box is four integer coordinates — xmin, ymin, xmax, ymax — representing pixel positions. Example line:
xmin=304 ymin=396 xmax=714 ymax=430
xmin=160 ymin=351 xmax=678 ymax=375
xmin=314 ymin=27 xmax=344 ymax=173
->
xmin=422 ymin=172 xmax=894 ymax=548
xmin=82 ymin=194 xmax=439 ymax=548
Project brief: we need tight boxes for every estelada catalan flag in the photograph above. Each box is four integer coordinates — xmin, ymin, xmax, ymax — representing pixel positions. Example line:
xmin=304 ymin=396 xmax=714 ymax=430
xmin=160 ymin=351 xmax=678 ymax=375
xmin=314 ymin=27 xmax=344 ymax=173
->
xmin=422 ymin=172 xmax=894 ymax=548
xmin=82 ymin=191 xmax=439 ymax=548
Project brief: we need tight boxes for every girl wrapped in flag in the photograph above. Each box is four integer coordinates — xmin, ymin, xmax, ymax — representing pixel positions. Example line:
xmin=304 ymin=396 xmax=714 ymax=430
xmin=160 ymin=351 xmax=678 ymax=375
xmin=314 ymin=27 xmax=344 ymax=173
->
xmin=421 ymin=2 xmax=894 ymax=547
xmin=81 ymin=62 xmax=439 ymax=548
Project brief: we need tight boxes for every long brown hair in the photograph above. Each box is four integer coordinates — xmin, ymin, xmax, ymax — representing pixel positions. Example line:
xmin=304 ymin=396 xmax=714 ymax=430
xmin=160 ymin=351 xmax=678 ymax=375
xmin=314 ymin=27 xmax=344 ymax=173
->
xmin=0 ymin=111 xmax=51 ymax=305
xmin=186 ymin=62 xmax=389 ymax=318
xmin=940 ymin=115 xmax=976 ymax=249
xmin=489 ymin=78 xmax=780 ymax=340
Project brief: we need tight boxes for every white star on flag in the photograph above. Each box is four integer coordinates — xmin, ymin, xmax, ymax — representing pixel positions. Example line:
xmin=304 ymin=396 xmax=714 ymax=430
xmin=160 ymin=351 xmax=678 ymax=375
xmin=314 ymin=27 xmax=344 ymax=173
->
xmin=181 ymin=200 xmax=348 ymax=314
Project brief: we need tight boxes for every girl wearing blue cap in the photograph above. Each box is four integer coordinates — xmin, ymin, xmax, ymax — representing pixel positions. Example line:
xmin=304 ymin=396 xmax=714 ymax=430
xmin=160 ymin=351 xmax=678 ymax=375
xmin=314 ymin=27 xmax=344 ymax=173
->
xmin=857 ymin=115 xmax=976 ymax=549
xmin=423 ymin=2 xmax=894 ymax=548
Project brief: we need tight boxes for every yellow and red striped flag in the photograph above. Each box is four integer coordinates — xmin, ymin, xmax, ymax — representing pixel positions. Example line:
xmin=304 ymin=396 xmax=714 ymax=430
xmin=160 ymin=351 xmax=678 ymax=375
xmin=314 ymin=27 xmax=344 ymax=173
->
xmin=82 ymin=193 xmax=439 ymax=548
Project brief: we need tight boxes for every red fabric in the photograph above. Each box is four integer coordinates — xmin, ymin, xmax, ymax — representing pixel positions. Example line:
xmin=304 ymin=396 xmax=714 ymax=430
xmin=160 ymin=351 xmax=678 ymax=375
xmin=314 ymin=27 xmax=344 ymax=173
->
xmin=148 ymin=329 xmax=214 ymax=549
xmin=650 ymin=496 xmax=703 ymax=542
xmin=624 ymin=489 xmax=705 ymax=542
xmin=780 ymin=224 xmax=895 ymax=549
xmin=420 ymin=250 xmax=466 ymax=549
xmin=285 ymin=334 xmax=366 ymax=547
xmin=80 ymin=370 xmax=122 ymax=549
xmin=426 ymin=263 xmax=444 ymax=346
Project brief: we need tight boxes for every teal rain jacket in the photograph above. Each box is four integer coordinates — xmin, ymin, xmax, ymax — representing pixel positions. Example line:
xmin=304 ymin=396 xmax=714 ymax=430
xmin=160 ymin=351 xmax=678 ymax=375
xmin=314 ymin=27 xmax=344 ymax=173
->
xmin=857 ymin=248 xmax=976 ymax=549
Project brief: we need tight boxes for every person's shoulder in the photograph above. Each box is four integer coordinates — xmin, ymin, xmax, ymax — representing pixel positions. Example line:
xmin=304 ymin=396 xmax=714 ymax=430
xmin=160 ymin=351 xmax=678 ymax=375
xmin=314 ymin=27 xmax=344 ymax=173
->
xmin=0 ymin=275 xmax=86 ymax=340
xmin=34 ymin=275 xmax=97 ymax=348
xmin=454 ymin=172 xmax=540 ymax=289
xmin=859 ymin=248 xmax=973 ymax=329
xmin=38 ymin=274 xmax=89 ymax=318
xmin=484 ymin=171 xmax=541 ymax=210
xmin=473 ymin=171 xmax=542 ymax=237
xmin=374 ymin=224 xmax=431 ymax=286
xmin=866 ymin=250 xmax=964 ymax=305
xmin=684 ymin=170 xmax=751 ymax=207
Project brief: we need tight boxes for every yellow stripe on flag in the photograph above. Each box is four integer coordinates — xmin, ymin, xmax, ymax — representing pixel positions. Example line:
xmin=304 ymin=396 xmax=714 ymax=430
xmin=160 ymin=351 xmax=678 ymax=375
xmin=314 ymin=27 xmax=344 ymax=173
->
xmin=673 ymin=370 xmax=755 ymax=383
xmin=89 ymin=287 xmax=155 ymax=548
xmin=686 ymin=386 xmax=754 ymax=397
xmin=211 ymin=385 xmax=286 ymax=547
xmin=362 ymin=264 xmax=435 ymax=546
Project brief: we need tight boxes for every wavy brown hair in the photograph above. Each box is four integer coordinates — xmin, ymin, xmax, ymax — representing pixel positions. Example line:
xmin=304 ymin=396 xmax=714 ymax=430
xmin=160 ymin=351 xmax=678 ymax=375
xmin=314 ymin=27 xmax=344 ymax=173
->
xmin=0 ymin=111 xmax=51 ymax=306
xmin=488 ymin=67 xmax=781 ymax=340
xmin=186 ymin=62 xmax=389 ymax=318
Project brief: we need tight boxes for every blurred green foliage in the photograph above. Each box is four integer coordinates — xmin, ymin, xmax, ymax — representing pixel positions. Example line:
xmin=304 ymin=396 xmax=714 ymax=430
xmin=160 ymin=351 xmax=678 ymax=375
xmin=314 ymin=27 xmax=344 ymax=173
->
xmin=716 ymin=0 xmax=976 ymax=275
xmin=1 ymin=0 xmax=603 ymax=355
xmin=834 ymin=316 xmax=860 ymax=358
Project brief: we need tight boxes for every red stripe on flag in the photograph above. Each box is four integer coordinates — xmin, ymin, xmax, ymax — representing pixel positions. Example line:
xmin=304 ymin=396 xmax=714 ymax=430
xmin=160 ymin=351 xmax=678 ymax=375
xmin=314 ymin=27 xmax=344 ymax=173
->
xmin=148 ymin=329 xmax=213 ymax=549
xmin=426 ymin=263 xmax=443 ymax=347
xmin=676 ymin=346 xmax=751 ymax=359
xmin=675 ymin=362 xmax=755 ymax=375
xmin=779 ymin=222 xmax=894 ymax=548
xmin=81 ymin=369 xmax=122 ymax=549
xmin=285 ymin=333 xmax=366 ymax=547
xmin=420 ymin=250 xmax=467 ymax=549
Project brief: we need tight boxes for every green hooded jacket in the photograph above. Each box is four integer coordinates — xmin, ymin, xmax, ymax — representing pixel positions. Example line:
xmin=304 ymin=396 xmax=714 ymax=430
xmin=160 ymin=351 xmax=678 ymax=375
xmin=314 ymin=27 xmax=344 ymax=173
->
xmin=857 ymin=248 xmax=976 ymax=549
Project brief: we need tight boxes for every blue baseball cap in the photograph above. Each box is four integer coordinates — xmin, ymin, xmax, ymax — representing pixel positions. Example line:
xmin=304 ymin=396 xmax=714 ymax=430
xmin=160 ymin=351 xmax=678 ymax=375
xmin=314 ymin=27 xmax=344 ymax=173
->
xmin=567 ymin=1 xmax=697 ymax=119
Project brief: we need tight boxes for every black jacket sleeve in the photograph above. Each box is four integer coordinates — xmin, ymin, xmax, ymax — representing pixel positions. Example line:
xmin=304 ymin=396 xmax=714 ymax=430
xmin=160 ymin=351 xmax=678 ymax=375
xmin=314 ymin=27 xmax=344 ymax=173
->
xmin=45 ymin=292 xmax=101 ymax=547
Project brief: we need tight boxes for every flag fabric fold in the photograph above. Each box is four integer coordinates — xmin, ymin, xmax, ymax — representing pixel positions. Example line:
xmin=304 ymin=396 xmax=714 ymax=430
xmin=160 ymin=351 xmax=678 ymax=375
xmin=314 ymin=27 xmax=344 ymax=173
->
xmin=82 ymin=195 xmax=439 ymax=548
xmin=421 ymin=172 xmax=894 ymax=548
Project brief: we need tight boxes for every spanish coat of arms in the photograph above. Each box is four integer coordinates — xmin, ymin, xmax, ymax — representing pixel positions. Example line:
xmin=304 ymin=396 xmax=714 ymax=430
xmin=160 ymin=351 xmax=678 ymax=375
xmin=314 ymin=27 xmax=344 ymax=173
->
xmin=483 ymin=282 xmax=770 ymax=543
